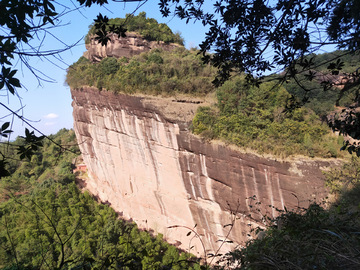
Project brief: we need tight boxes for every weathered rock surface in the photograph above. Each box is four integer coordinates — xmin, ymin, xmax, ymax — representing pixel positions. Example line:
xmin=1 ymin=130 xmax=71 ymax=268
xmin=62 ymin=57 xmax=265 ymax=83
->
xmin=84 ymin=32 xmax=179 ymax=62
xmin=71 ymin=87 xmax=335 ymax=256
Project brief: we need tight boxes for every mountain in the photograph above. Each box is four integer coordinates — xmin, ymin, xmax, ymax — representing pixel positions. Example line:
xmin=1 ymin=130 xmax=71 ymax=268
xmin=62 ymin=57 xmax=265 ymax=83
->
xmin=66 ymin=13 xmax=351 ymax=257
xmin=70 ymin=86 xmax=334 ymax=254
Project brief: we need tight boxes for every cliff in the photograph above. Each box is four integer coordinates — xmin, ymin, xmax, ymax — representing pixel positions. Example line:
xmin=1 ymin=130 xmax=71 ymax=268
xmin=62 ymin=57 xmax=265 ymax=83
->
xmin=71 ymin=86 xmax=335 ymax=256
xmin=84 ymin=32 xmax=180 ymax=62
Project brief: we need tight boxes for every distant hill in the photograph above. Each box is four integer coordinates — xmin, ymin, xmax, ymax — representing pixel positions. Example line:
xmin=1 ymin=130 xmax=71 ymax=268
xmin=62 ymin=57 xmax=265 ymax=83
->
xmin=281 ymin=50 xmax=360 ymax=117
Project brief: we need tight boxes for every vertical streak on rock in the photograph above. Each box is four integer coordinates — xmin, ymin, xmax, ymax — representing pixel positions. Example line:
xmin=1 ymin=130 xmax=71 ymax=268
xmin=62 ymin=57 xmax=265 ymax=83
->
xmin=276 ymin=173 xmax=285 ymax=211
xmin=251 ymin=168 xmax=260 ymax=203
xmin=188 ymin=172 xmax=197 ymax=199
xmin=120 ymin=110 xmax=129 ymax=135
xmin=141 ymin=114 xmax=167 ymax=216
xmin=201 ymin=154 xmax=214 ymax=201
xmin=264 ymin=168 xmax=275 ymax=218
xmin=185 ymin=151 xmax=197 ymax=199
xmin=101 ymin=111 xmax=116 ymax=193
xmin=197 ymin=155 xmax=205 ymax=199
xmin=135 ymin=117 xmax=148 ymax=166
xmin=240 ymin=160 xmax=251 ymax=212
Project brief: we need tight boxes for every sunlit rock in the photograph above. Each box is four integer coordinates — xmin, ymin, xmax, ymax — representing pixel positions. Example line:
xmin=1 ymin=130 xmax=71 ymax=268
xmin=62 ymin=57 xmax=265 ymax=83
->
xmin=71 ymin=87 xmax=334 ymax=256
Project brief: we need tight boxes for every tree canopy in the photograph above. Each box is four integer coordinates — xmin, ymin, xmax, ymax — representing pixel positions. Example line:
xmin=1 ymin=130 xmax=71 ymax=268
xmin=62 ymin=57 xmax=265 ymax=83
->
xmin=85 ymin=12 xmax=184 ymax=45
xmin=0 ymin=1 xmax=82 ymax=177
xmin=2 ymin=1 xmax=360 ymax=269
xmin=86 ymin=0 xmax=360 ymax=152
xmin=0 ymin=129 xmax=200 ymax=270
xmin=2 ymin=0 xmax=360 ymax=171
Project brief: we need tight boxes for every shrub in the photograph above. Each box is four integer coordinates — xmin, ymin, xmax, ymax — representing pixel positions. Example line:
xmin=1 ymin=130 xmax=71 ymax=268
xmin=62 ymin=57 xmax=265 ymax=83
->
xmin=191 ymin=78 xmax=337 ymax=158
xmin=67 ymin=48 xmax=216 ymax=97
xmin=100 ymin=57 xmax=120 ymax=75
xmin=147 ymin=52 xmax=163 ymax=64
xmin=215 ymin=203 xmax=360 ymax=270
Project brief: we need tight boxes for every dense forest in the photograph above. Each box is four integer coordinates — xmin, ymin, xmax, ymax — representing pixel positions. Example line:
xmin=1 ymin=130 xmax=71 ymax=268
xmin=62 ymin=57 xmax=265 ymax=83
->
xmin=0 ymin=129 xmax=199 ymax=270
xmin=1 ymin=131 xmax=360 ymax=269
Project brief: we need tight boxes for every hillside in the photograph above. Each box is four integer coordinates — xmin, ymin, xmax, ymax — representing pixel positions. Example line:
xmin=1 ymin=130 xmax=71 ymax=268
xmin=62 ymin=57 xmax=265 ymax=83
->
xmin=67 ymin=41 xmax=356 ymax=159
xmin=280 ymin=50 xmax=360 ymax=117
xmin=2 ymin=127 xmax=360 ymax=269
xmin=0 ymin=129 xmax=198 ymax=269
xmin=2 ymin=14 xmax=360 ymax=270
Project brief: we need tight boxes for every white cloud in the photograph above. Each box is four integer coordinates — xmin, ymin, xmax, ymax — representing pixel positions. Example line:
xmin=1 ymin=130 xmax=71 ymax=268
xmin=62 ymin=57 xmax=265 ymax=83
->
xmin=44 ymin=113 xmax=59 ymax=119
xmin=45 ymin=122 xmax=56 ymax=126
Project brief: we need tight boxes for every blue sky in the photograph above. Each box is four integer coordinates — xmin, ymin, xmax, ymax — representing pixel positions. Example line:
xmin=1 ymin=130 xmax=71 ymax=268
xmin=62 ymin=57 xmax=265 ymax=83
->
xmin=0 ymin=1 xmax=213 ymax=139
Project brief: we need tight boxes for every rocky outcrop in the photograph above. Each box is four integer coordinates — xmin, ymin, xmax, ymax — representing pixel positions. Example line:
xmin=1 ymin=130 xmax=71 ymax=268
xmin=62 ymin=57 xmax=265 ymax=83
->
xmin=71 ymin=87 xmax=336 ymax=257
xmin=84 ymin=32 xmax=179 ymax=62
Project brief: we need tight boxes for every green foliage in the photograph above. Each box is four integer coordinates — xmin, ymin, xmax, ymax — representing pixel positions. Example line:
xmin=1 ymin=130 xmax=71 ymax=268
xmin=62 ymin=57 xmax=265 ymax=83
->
xmin=85 ymin=12 xmax=184 ymax=45
xmin=281 ymin=50 xmax=360 ymax=117
xmin=215 ymin=203 xmax=360 ymax=270
xmin=0 ymin=183 xmax=196 ymax=269
xmin=100 ymin=57 xmax=120 ymax=75
xmin=147 ymin=52 xmax=164 ymax=64
xmin=0 ymin=128 xmax=196 ymax=270
xmin=192 ymin=77 xmax=345 ymax=158
xmin=324 ymin=156 xmax=360 ymax=206
xmin=0 ymin=129 xmax=78 ymax=201
xmin=66 ymin=47 xmax=216 ymax=96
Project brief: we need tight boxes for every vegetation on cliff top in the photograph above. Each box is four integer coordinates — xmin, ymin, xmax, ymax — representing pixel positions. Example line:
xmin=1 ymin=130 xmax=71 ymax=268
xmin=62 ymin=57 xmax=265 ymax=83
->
xmin=66 ymin=47 xmax=216 ymax=96
xmin=67 ymin=47 xmax=354 ymax=158
xmin=191 ymin=77 xmax=346 ymax=158
xmin=85 ymin=12 xmax=184 ymax=46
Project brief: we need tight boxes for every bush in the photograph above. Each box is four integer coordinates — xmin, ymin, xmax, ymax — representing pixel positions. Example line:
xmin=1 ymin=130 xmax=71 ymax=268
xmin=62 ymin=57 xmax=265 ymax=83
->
xmin=147 ymin=52 xmax=163 ymax=64
xmin=324 ymin=156 xmax=360 ymax=198
xmin=67 ymin=48 xmax=216 ymax=96
xmin=191 ymin=77 xmax=339 ymax=158
xmin=215 ymin=203 xmax=360 ymax=270
xmin=100 ymin=57 xmax=120 ymax=75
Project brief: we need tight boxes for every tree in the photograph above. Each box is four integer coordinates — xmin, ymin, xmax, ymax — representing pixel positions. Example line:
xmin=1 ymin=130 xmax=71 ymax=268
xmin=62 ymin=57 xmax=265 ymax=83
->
xmin=0 ymin=0 xmax=157 ymax=176
xmin=157 ymin=0 xmax=360 ymax=153
xmin=0 ymin=1 xmax=85 ymax=176
xmin=83 ymin=0 xmax=359 ymax=83
xmin=86 ymin=0 xmax=360 ymax=152
xmin=1 ymin=0 xmax=359 ymax=175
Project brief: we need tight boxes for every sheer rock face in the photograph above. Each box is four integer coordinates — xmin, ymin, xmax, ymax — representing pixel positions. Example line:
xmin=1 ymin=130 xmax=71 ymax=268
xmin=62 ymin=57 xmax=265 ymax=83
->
xmin=71 ymin=87 xmax=333 ymax=256
xmin=84 ymin=32 xmax=179 ymax=62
